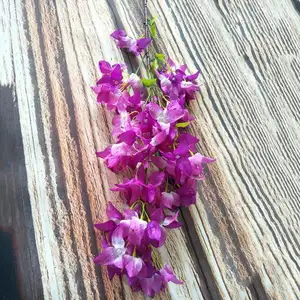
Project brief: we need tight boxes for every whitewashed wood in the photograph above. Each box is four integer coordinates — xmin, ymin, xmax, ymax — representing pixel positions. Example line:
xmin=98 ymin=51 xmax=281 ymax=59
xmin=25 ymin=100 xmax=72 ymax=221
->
xmin=0 ymin=0 xmax=299 ymax=299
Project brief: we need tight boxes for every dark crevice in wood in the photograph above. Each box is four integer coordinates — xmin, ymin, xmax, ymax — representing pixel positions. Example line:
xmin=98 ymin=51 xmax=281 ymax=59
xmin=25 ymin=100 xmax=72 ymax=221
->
xmin=0 ymin=85 xmax=43 ymax=299
xmin=248 ymin=274 xmax=272 ymax=300
xmin=180 ymin=209 xmax=218 ymax=300
xmin=0 ymin=231 xmax=20 ymax=299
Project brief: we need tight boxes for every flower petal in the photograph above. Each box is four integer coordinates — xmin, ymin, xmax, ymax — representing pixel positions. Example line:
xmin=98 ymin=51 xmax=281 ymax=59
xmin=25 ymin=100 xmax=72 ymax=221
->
xmin=94 ymin=220 xmax=116 ymax=232
xmin=124 ymin=255 xmax=143 ymax=277
xmin=98 ymin=60 xmax=112 ymax=74
xmin=94 ymin=247 xmax=118 ymax=265
xmin=147 ymin=221 xmax=166 ymax=248
xmin=118 ymin=130 xmax=136 ymax=145
xmin=160 ymin=265 xmax=183 ymax=284
xmin=111 ymin=226 xmax=126 ymax=248
xmin=149 ymin=171 xmax=165 ymax=187
xmin=128 ymin=217 xmax=147 ymax=246
xmin=106 ymin=202 xmax=123 ymax=220
xmin=160 ymin=192 xmax=180 ymax=209
xmin=162 ymin=211 xmax=182 ymax=229
xmin=150 ymin=208 xmax=164 ymax=223
xmin=107 ymin=265 xmax=122 ymax=280
xmin=151 ymin=130 xmax=167 ymax=146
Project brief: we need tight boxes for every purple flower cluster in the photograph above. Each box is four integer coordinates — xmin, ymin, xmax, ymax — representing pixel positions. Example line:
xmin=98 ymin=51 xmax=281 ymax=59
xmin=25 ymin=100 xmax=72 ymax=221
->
xmin=111 ymin=30 xmax=152 ymax=56
xmin=92 ymin=29 xmax=215 ymax=297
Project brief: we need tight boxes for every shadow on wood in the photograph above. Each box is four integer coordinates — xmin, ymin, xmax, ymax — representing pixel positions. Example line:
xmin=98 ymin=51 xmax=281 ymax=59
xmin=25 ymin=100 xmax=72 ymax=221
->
xmin=0 ymin=85 xmax=43 ymax=299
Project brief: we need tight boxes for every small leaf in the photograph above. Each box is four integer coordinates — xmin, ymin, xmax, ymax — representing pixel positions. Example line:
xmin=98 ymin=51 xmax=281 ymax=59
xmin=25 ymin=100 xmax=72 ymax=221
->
xmin=176 ymin=122 xmax=190 ymax=128
xmin=156 ymin=53 xmax=165 ymax=61
xmin=151 ymin=59 xmax=159 ymax=71
xmin=148 ymin=17 xmax=156 ymax=26
xmin=142 ymin=78 xmax=157 ymax=87
xmin=150 ymin=24 xmax=157 ymax=38
xmin=149 ymin=17 xmax=157 ymax=38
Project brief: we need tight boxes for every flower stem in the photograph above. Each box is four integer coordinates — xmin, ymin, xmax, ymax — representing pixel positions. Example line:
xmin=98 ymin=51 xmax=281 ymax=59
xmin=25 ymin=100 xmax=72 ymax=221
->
xmin=144 ymin=0 xmax=150 ymax=70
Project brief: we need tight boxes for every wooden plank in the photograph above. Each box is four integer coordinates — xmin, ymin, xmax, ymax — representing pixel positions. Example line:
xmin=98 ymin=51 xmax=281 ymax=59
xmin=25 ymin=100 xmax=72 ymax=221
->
xmin=0 ymin=0 xmax=299 ymax=299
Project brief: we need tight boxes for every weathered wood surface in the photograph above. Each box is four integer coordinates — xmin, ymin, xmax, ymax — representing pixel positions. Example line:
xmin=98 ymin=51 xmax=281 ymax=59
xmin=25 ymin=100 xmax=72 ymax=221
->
xmin=1 ymin=0 xmax=300 ymax=299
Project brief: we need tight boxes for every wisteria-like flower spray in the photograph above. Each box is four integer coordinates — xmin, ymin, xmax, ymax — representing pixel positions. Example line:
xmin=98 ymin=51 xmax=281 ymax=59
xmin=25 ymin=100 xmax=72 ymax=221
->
xmin=92 ymin=15 xmax=215 ymax=298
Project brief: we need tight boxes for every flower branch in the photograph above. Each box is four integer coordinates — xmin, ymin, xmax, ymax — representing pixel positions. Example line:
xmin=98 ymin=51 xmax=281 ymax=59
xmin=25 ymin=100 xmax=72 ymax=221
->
xmin=91 ymin=16 xmax=216 ymax=298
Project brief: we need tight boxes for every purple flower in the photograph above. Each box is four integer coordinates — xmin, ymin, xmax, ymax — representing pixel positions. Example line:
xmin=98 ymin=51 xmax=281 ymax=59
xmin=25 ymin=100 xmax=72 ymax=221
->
xmin=139 ymin=264 xmax=183 ymax=297
xmin=189 ymin=153 xmax=216 ymax=179
xmin=177 ymin=178 xmax=197 ymax=207
xmin=126 ymin=216 xmax=148 ymax=246
xmin=123 ymin=254 xmax=144 ymax=277
xmin=96 ymin=143 xmax=133 ymax=173
xmin=160 ymin=191 xmax=181 ymax=209
xmin=160 ymin=265 xmax=183 ymax=284
xmin=94 ymin=228 xmax=126 ymax=268
xmin=155 ymin=58 xmax=201 ymax=104
xmin=111 ymin=29 xmax=151 ymax=56
xmin=146 ymin=221 xmax=166 ymax=247
xmin=112 ymin=171 xmax=165 ymax=205
xmin=162 ymin=211 xmax=182 ymax=229
xmin=140 ymin=273 xmax=163 ymax=297
xmin=174 ymin=133 xmax=199 ymax=157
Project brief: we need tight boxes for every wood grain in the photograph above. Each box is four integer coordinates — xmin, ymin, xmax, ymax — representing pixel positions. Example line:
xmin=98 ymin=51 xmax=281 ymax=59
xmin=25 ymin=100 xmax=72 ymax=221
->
xmin=0 ymin=0 xmax=300 ymax=299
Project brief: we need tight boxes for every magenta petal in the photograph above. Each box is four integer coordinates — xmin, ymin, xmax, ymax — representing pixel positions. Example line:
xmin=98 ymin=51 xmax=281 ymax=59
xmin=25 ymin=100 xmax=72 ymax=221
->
xmin=140 ymin=278 xmax=155 ymax=297
xmin=118 ymin=130 xmax=136 ymax=145
xmin=98 ymin=60 xmax=112 ymax=74
xmin=161 ymin=192 xmax=180 ymax=209
xmin=111 ymin=64 xmax=123 ymax=81
xmin=166 ymin=109 xmax=184 ymax=124
xmin=162 ymin=211 xmax=182 ymax=229
xmin=136 ymin=164 xmax=146 ymax=182
xmin=190 ymin=153 xmax=216 ymax=164
xmin=124 ymin=255 xmax=143 ymax=277
xmin=106 ymin=202 xmax=123 ymax=220
xmin=152 ymin=274 xmax=163 ymax=293
xmin=151 ymin=130 xmax=167 ymax=146
xmin=112 ymin=179 xmax=142 ymax=205
xmin=107 ymin=265 xmax=122 ymax=280
xmin=112 ymin=255 xmax=125 ymax=269
xmin=151 ymin=156 xmax=167 ymax=169
xmin=123 ymin=208 xmax=138 ymax=219
xmin=148 ymin=102 xmax=163 ymax=120
xmin=176 ymin=157 xmax=193 ymax=176
xmin=141 ymin=184 xmax=156 ymax=203
xmin=177 ymin=178 xmax=197 ymax=207
xmin=101 ymin=236 xmax=109 ymax=249
xmin=91 ymin=85 xmax=101 ymax=94
xmin=136 ymin=38 xmax=152 ymax=50
xmin=174 ymin=141 xmax=189 ymax=156
xmin=128 ymin=217 xmax=147 ymax=246
xmin=178 ymin=133 xmax=199 ymax=145
xmin=160 ymin=265 xmax=183 ymax=284
xmin=94 ymin=220 xmax=116 ymax=232
xmin=111 ymin=142 xmax=130 ymax=156
xmin=185 ymin=70 xmax=200 ymax=81
xmin=150 ymin=208 xmax=164 ymax=223
xmin=94 ymin=247 xmax=118 ymax=265
xmin=147 ymin=221 xmax=166 ymax=247
xmin=111 ymin=226 xmax=126 ymax=248
xmin=96 ymin=146 xmax=111 ymax=158
xmin=149 ymin=171 xmax=165 ymax=187
xmin=130 ymin=91 xmax=141 ymax=104
xmin=110 ymin=29 xmax=127 ymax=39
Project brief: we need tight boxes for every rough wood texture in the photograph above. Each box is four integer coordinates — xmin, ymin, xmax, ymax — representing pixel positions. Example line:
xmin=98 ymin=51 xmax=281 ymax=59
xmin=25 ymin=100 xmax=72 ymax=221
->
xmin=1 ymin=0 xmax=300 ymax=299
